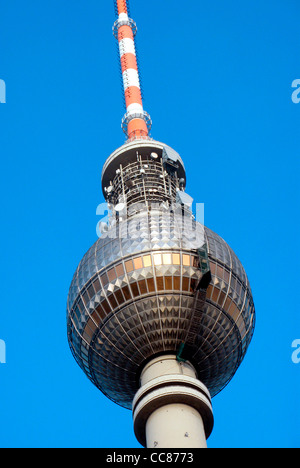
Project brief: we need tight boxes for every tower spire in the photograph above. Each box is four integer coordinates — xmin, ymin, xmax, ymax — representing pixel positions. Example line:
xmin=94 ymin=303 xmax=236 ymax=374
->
xmin=113 ymin=0 xmax=152 ymax=141
xmin=67 ymin=0 xmax=256 ymax=450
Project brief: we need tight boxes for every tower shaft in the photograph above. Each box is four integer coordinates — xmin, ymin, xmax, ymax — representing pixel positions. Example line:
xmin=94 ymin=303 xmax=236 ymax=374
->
xmin=133 ymin=355 xmax=214 ymax=448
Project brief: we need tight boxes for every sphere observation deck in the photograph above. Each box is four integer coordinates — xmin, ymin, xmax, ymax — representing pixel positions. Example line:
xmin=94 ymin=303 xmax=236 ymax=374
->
xmin=67 ymin=141 xmax=256 ymax=409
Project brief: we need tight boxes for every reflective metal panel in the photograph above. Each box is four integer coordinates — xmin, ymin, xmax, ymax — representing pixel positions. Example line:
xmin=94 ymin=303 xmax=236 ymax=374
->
xmin=67 ymin=212 xmax=255 ymax=409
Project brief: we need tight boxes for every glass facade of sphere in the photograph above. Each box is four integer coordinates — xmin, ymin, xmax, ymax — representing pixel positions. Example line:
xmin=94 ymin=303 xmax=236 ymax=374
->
xmin=67 ymin=213 xmax=255 ymax=409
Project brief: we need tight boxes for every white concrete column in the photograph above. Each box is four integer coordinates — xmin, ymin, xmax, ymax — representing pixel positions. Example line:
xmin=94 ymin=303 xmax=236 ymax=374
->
xmin=132 ymin=355 xmax=214 ymax=448
xmin=146 ymin=403 xmax=208 ymax=448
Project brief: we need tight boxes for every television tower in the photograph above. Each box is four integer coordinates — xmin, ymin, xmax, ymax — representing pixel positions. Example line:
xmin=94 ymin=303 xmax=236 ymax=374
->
xmin=67 ymin=0 xmax=256 ymax=448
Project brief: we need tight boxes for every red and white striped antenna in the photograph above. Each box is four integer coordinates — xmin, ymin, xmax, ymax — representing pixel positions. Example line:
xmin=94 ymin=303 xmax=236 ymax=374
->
xmin=113 ymin=0 xmax=152 ymax=141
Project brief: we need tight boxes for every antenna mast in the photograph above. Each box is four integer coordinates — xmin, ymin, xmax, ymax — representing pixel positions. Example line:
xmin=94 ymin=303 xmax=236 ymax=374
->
xmin=113 ymin=0 xmax=152 ymax=141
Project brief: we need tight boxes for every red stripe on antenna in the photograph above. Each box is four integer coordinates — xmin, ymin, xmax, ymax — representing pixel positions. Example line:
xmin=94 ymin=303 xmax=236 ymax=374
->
xmin=121 ymin=53 xmax=138 ymax=74
xmin=128 ymin=119 xmax=149 ymax=139
xmin=116 ymin=0 xmax=128 ymax=15
xmin=125 ymin=86 xmax=143 ymax=107
xmin=118 ymin=25 xmax=133 ymax=41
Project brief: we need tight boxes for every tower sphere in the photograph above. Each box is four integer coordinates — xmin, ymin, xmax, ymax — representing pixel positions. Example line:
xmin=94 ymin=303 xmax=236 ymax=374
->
xmin=67 ymin=141 xmax=255 ymax=409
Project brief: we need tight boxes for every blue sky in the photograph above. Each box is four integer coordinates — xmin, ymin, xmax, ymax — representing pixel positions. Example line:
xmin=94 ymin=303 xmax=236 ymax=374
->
xmin=0 ymin=0 xmax=299 ymax=448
